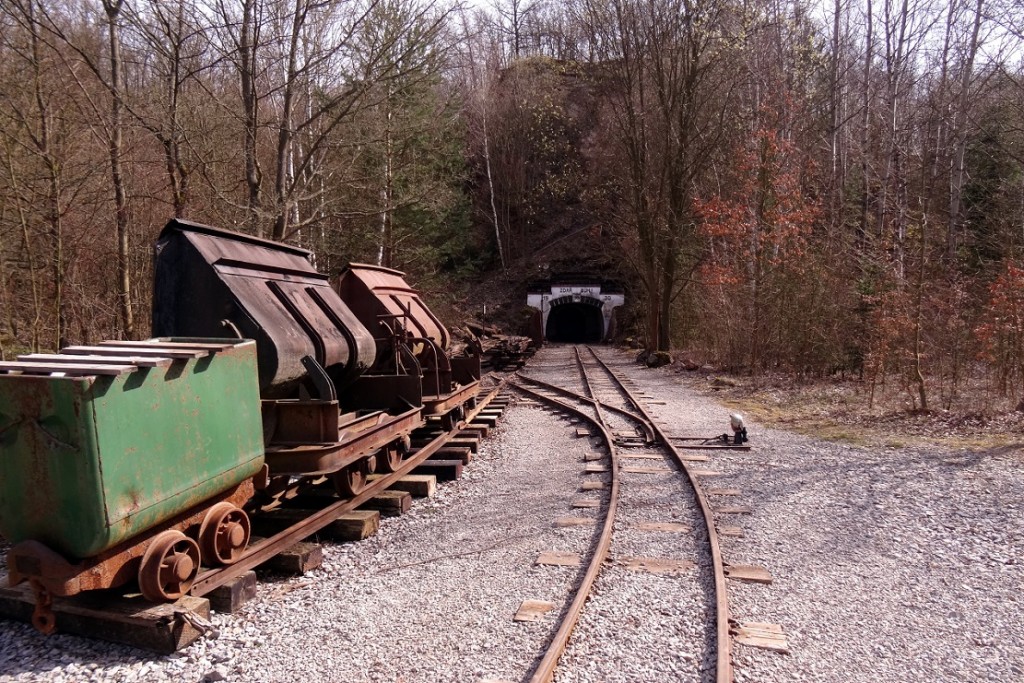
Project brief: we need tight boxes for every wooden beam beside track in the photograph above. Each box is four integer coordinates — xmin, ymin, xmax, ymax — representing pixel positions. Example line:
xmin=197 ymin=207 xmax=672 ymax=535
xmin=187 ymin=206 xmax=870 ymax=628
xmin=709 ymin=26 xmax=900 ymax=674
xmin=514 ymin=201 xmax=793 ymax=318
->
xmin=0 ymin=574 xmax=210 ymax=654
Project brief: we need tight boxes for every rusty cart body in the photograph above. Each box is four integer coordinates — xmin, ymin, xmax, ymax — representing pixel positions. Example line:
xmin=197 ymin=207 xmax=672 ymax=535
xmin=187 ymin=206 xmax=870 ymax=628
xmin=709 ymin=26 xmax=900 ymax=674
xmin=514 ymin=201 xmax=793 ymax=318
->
xmin=337 ymin=263 xmax=481 ymax=422
xmin=151 ymin=219 xmax=441 ymax=493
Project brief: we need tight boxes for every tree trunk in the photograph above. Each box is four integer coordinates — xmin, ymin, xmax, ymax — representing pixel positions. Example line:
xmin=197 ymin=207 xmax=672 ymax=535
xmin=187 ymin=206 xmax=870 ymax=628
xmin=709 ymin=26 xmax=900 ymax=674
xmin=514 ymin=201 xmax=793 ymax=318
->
xmin=104 ymin=0 xmax=133 ymax=338
xmin=378 ymin=100 xmax=394 ymax=267
xmin=946 ymin=0 xmax=985 ymax=261
xmin=482 ymin=113 xmax=506 ymax=270
xmin=913 ymin=216 xmax=928 ymax=410
xmin=239 ymin=0 xmax=263 ymax=236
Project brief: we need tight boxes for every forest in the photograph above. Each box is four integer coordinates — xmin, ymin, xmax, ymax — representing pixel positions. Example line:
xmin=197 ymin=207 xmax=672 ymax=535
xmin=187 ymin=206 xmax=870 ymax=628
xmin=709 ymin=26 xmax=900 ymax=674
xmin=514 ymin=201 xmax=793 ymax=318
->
xmin=1 ymin=0 xmax=1023 ymax=413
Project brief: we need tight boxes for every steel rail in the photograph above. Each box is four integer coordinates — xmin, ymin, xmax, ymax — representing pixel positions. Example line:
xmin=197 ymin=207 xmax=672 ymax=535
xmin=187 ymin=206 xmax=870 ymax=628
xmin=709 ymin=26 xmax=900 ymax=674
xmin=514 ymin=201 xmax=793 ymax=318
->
xmin=583 ymin=347 xmax=733 ymax=683
xmin=514 ymin=372 xmax=655 ymax=443
xmin=190 ymin=385 xmax=505 ymax=596
xmin=509 ymin=379 xmax=620 ymax=683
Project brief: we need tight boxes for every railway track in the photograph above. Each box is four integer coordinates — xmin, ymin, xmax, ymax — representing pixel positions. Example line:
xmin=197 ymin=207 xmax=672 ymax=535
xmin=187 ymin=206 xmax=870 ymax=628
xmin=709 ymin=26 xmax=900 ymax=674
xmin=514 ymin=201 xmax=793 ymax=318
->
xmin=510 ymin=344 xmax=734 ymax=683
xmin=189 ymin=382 xmax=508 ymax=598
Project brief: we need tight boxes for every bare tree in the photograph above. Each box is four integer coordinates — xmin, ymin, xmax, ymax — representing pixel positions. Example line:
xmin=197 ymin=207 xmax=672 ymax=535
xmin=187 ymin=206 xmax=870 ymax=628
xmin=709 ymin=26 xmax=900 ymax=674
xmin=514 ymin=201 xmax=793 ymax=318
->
xmin=123 ymin=0 xmax=211 ymax=218
xmin=0 ymin=0 xmax=72 ymax=349
xmin=576 ymin=0 xmax=740 ymax=351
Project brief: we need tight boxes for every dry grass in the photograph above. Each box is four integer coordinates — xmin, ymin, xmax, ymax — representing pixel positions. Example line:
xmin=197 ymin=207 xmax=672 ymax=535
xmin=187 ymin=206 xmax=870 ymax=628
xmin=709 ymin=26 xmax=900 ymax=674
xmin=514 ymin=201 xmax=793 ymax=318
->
xmin=677 ymin=369 xmax=1024 ymax=453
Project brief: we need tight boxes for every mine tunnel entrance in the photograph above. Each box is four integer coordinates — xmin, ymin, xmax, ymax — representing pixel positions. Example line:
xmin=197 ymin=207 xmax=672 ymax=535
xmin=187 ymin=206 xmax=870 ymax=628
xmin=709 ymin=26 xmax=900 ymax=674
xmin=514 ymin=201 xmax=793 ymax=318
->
xmin=545 ymin=302 xmax=604 ymax=343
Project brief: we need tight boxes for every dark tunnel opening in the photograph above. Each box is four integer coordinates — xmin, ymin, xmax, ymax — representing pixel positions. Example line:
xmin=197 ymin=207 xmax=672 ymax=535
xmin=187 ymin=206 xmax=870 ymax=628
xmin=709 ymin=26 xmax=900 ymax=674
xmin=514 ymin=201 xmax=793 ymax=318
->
xmin=545 ymin=303 xmax=604 ymax=343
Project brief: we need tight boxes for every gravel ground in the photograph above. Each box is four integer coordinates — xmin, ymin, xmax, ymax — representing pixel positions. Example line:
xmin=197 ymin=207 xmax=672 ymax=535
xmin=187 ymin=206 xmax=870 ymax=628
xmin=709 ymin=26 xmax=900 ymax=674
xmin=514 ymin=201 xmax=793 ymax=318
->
xmin=596 ymin=347 xmax=1024 ymax=683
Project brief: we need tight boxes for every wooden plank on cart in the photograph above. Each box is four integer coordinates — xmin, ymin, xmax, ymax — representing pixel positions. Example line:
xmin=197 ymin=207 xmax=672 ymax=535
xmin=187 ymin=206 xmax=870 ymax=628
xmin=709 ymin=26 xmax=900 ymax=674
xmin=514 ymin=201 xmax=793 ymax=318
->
xmin=0 ymin=361 xmax=138 ymax=376
xmin=64 ymin=345 xmax=207 ymax=360
xmin=98 ymin=340 xmax=236 ymax=351
xmin=18 ymin=353 xmax=175 ymax=368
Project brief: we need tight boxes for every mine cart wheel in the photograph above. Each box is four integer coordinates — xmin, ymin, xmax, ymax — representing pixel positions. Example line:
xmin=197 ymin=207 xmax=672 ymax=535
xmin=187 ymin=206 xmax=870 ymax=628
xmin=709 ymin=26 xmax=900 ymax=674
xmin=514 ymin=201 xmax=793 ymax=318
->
xmin=138 ymin=530 xmax=202 ymax=602
xmin=199 ymin=502 xmax=251 ymax=566
xmin=378 ymin=436 xmax=411 ymax=474
xmin=441 ymin=405 xmax=465 ymax=431
xmin=333 ymin=459 xmax=369 ymax=498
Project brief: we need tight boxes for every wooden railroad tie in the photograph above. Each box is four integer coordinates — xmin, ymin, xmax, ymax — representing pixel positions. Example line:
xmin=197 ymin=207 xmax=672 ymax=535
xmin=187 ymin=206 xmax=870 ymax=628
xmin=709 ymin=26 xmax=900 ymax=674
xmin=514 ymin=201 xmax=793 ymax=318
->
xmin=412 ymin=459 xmax=463 ymax=482
xmin=630 ymin=521 xmax=691 ymax=533
xmin=367 ymin=473 xmax=436 ymax=498
xmin=724 ymin=564 xmax=773 ymax=584
xmin=706 ymin=488 xmax=742 ymax=496
xmin=620 ymin=465 xmax=673 ymax=474
xmin=466 ymin=423 xmax=491 ymax=436
xmin=731 ymin=621 xmax=790 ymax=653
xmin=535 ymin=551 xmax=581 ymax=567
xmin=513 ymin=599 xmax=555 ymax=622
xmin=0 ymin=572 xmax=211 ymax=654
xmin=252 ymin=508 xmax=382 ymax=543
xmin=571 ymin=498 xmax=601 ymax=509
xmin=619 ymin=453 xmax=667 ymax=461
xmin=718 ymin=526 xmax=745 ymax=538
xmin=580 ymin=481 xmax=606 ymax=491
xmin=429 ymin=446 xmax=473 ymax=465
xmin=715 ymin=506 xmax=753 ymax=515
xmin=584 ymin=463 xmax=610 ymax=473
xmin=410 ymin=432 xmax=445 ymax=447
xmin=553 ymin=517 xmax=596 ymax=527
xmin=446 ymin=437 xmax=480 ymax=453
xmin=360 ymin=490 xmax=413 ymax=517
xmin=460 ymin=425 xmax=489 ymax=439
xmin=208 ymin=571 xmax=258 ymax=614
xmin=614 ymin=556 xmax=695 ymax=575
xmin=691 ymin=469 xmax=726 ymax=477
xmin=473 ymin=414 xmax=499 ymax=427
xmin=575 ymin=428 xmax=593 ymax=438
xmin=478 ymin=407 xmax=504 ymax=417
xmin=257 ymin=540 xmax=324 ymax=575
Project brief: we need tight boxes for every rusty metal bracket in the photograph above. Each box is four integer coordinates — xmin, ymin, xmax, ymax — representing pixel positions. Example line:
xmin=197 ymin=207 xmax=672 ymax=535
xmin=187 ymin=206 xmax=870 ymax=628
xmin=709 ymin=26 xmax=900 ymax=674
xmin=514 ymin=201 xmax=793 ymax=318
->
xmin=29 ymin=579 xmax=56 ymax=635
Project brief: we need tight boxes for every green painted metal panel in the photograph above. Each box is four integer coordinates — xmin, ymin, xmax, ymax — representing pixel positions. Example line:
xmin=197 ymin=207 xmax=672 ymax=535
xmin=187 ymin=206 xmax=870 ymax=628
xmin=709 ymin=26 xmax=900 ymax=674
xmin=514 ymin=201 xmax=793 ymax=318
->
xmin=0 ymin=340 xmax=264 ymax=559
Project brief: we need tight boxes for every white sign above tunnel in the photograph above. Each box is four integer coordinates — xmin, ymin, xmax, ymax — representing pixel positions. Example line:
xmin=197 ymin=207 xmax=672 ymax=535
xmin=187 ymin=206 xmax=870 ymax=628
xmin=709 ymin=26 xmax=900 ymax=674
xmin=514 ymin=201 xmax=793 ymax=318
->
xmin=526 ymin=285 xmax=625 ymax=342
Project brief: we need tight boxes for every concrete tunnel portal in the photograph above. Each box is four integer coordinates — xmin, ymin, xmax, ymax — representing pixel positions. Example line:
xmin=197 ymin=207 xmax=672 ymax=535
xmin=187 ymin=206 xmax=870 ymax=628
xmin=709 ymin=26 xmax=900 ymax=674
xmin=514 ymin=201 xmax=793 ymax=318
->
xmin=527 ymin=278 xmax=625 ymax=343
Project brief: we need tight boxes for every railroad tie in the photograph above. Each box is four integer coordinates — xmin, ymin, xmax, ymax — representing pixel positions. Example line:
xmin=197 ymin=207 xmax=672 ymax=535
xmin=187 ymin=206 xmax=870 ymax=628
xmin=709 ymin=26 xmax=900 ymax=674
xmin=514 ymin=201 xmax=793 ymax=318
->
xmin=731 ymin=621 xmax=790 ymax=653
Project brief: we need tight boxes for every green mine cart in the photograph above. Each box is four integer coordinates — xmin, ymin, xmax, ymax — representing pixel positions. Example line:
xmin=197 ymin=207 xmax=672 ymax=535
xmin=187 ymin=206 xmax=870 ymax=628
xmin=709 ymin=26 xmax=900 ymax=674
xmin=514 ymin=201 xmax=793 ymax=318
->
xmin=0 ymin=338 xmax=265 ymax=625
